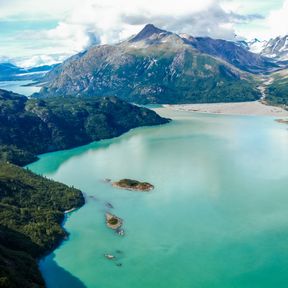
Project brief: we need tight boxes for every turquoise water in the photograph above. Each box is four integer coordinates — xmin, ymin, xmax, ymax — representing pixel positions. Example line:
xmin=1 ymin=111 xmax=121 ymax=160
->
xmin=28 ymin=108 xmax=288 ymax=288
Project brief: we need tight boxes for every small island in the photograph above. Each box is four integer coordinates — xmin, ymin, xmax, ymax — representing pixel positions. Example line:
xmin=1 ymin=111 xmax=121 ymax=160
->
xmin=106 ymin=213 xmax=123 ymax=230
xmin=276 ymin=118 xmax=288 ymax=124
xmin=112 ymin=179 xmax=154 ymax=192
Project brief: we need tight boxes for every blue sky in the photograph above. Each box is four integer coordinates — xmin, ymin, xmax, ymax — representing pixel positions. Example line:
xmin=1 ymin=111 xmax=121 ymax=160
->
xmin=0 ymin=0 xmax=287 ymax=67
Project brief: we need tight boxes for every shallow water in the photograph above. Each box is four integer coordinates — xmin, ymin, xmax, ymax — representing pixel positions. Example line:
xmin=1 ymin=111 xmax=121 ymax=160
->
xmin=28 ymin=108 xmax=288 ymax=288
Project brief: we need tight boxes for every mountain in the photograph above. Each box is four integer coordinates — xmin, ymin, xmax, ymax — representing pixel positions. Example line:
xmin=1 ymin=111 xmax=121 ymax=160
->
xmin=129 ymin=23 xmax=170 ymax=42
xmin=0 ymin=63 xmax=57 ymax=81
xmin=38 ymin=24 xmax=264 ymax=104
xmin=244 ymin=35 xmax=288 ymax=62
xmin=0 ymin=89 xmax=169 ymax=166
xmin=0 ymin=63 xmax=24 ymax=80
xmin=246 ymin=38 xmax=268 ymax=54
xmin=181 ymin=35 xmax=276 ymax=74
xmin=260 ymin=35 xmax=288 ymax=61
xmin=0 ymin=162 xmax=84 ymax=288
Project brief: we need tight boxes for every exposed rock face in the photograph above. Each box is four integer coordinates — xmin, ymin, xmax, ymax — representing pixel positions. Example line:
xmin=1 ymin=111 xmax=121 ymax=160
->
xmin=183 ymin=36 xmax=277 ymax=74
xmin=260 ymin=36 xmax=288 ymax=61
xmin=244 ymin=35 xmax=288 ymax=62
xmin=129 ymin=24 xmax=170 ymax=43
xmin=37 ymin=24 xmax=264 ymax=104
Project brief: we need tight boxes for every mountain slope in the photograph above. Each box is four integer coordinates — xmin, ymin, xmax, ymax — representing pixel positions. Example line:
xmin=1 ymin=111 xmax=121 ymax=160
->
xmin=38 ymin=24 xmax=261 ymax=104
xmin=245 ymin=35 xmax=288 ymax=62
xmin=266 ymin=69 xmax=288 ymax=107
xmin=182 ymin=35 xmax=277 ymax=74
xmin=247 ymin=38 xmax=268 ymax=54
xmin=261 ymin=35 xmax=288 ymax=61
xmin=0 ymin=162 xmax=84 ymax=288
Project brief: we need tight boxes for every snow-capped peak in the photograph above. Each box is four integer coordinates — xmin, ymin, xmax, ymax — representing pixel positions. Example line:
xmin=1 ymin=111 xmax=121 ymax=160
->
xmin=248 ymin=38 xmax=268 ymax=54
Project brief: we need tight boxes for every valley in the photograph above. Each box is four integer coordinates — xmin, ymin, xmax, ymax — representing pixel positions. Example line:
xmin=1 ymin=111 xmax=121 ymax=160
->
xmin=0 ymin=16 xmax=288 ymax=288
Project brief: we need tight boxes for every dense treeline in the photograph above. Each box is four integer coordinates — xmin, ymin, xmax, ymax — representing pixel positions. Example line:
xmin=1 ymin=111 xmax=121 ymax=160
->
xmin=0 ymin=145 xmax=38 ymax=166
xmin=266 ymin=78 xmax=288 ymax=107
xmin=0 ymin=163 xmax=85 ymax=288
xmin=0 ymin=89 xmax=169 ymax=165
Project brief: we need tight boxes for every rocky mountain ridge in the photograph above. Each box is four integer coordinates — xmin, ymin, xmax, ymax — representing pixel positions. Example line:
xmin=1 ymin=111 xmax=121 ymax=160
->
xmin=38 ymin=24 xmax=264 ymax=104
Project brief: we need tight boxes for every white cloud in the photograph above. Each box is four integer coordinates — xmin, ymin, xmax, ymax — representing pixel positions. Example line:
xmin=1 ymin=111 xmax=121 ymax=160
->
xmin=15 ymin=54 xmax=68 ymax=68
xmin=0 ymin=0 xmax=75 ymax=20
xmin=42 ymin=0 xmax=253 ymax=53
xmin=221 ymin=0 xmax=287 ymax=40
xmin=267 ymin=0 xmax=288 ymax=38
xmin=5 ymin=0 xmax=241 ymax=61
xmin=0 ymin=0 xmax=286 ymax=65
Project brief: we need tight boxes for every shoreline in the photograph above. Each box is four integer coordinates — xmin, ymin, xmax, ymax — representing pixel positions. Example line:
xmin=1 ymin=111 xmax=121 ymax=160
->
xmin=163 ymin=101 xmax=288 ymax=117
xmin=64 ymin=207 xmax=78 ymax=214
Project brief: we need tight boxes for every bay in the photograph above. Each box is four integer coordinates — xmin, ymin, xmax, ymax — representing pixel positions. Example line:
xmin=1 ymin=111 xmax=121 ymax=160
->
xmin=28 ymin=108 xmax=288 ymax=288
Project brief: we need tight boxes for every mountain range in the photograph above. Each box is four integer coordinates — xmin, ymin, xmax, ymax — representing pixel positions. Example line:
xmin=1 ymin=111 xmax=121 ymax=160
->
xmin=245 ymin=36 xmax=288 ymax=62
xmin=0 ymin=63 xmax=57 ymax=81
xmin=0 ymin=24 xmax=285 ymax=107
xmin=38 ymin=24 xmax=282 ymax=104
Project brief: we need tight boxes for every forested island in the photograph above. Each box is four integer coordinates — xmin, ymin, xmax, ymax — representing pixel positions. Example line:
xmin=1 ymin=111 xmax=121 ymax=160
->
xmin=112 ymin=179 xmax=154 ymax=191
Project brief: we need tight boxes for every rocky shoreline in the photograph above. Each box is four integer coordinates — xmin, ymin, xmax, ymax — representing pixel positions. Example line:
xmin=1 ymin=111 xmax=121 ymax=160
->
xmin=105 ymin=212 xmax=123 ymax=230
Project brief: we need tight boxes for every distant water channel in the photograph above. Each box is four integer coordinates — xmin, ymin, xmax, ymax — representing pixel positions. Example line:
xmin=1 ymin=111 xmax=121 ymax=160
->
xmin=0 ymin=80 xmax=40 ymax=96
xmin=28 ymin=108 xmax=288 ymax=288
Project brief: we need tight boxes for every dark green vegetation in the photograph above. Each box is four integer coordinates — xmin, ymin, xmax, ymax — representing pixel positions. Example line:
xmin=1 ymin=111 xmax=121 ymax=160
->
xmin=113 ymin=179 xmax=154 ymax=191
xmin=0 ymin=145 xmax=38 ymax=166
xmin=266 ymin=71 xmax=288 ymax=107
xmin=0 ymin=89 xmax=169 ymax=166
xmin=38 ymin=24 xmax=262 ymax=104
xmin=107 ymin=217 xmax=119 ymax=226
xmin=105 ymin=213 xmax=122 ymax=230
xmin=0 ymin=88 xmax=168 ymax=287
xmin=0 ymin=162 xmax=84 ymax=288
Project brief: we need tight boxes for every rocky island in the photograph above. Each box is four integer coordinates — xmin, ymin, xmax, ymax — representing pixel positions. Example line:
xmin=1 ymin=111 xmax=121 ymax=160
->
xmin=276 ymin=118 xmax=288 ymax=124
xmin=106 ymin=213 xmax=123 ymax=230
xmin=112 ymin=179 xmax=154 ymax=191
